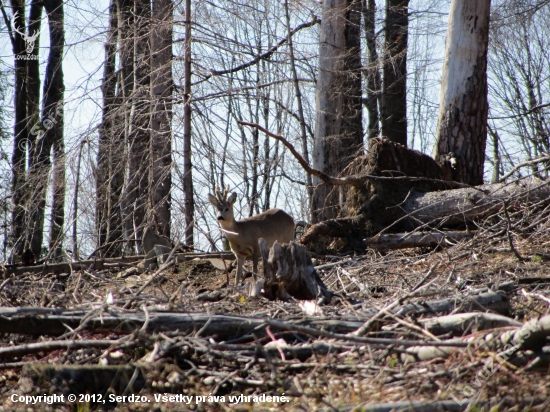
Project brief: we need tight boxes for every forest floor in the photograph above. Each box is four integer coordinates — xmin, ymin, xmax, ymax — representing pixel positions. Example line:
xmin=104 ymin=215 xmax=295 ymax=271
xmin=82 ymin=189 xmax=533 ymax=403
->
xmin=0 ymin=228 xmax=549 ymax=411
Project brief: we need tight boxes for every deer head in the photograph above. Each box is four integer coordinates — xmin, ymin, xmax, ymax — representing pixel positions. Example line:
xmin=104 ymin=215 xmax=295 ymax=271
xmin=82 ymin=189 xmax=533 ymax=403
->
xmin=207 ymin=185 xmax=238 ymax=224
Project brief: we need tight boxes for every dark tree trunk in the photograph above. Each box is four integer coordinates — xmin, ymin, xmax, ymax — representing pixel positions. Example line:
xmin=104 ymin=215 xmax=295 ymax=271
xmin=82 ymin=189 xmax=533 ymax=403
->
xmin=26 ymin=0 xmax=64 ymax=259
xmin=119 ymin=0 xmax=151 ymax=254
xmin=362 ymin=0 xmax=381 ymax=141
xmin=96 ymin=0 xmax=123 ymax=257
xmin=8 ymin=0 xmax=28 ymax=261
xmin=312 ymin=0 xmax=364 ymax=223
xmin=432 ymin=0 xmax=491 ymax=186
xmin=45 ymin=0 xmax=65 ymax=259
xmin=118 ymin=0 xmax=135 ymax=252
xmin=128 ymin=0 xmax=151 ymax=251
xmin=150 ymin=0 xmax=173 ymax=238
xmin=26 ymin=0 xmax=42 ymax=164
xmin=182 ymin=0 xmax=194 ymax=247
xmin=381 ymin=0 xmax=409 ymax=146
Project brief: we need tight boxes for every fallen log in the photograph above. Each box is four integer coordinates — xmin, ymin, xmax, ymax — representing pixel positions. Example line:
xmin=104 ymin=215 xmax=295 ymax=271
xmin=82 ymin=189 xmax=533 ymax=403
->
xmin=401 ymin=314 xmax=550 ymax=363
xmin=2 ymin=256 xmax=145 ymax=276
xmin=3 ymin=252 xmax=236 ymax=277
xmin=0 ymin=290 xmax=509 ymax=339
xmin=400 ymin=178 xmax=550 ymax=228
xmin=420 ymin=312 xmax=522 ymax=337
xmin=395 ymin=291 xmax=510 ymax=317
xmin=0 ymin=307 xmax=365 ymax=339
xmin=364 ymin=230 xmax=475 ymax=251
xmin=301 ymin=178 xmax=550 ymax=247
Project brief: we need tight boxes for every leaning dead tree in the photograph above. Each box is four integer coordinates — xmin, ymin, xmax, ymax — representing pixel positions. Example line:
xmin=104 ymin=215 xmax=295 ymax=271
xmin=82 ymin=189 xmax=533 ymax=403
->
xmin=239 ymin=121 xmax=550 ymax=251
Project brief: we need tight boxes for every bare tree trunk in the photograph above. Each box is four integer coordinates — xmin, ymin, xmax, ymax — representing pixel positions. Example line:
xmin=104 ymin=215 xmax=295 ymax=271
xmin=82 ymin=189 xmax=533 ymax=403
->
xmin=72 ymin=140 xmax=84 ymax=259
xmin=26 ymin=0 xmax=65 ymax=259
xmin=46 ymin=0 xmax=65 ymax=259
xmin=97 ymin=0 xmax=122 ymax=257
xmin=26 ymin=0 xmax=42 ymax=164
xmin=182 ymin=0 xmax=194 ymax=247
xmin=24 ymin=0 xmax=43 ymax=257
xmin=381 ymin=0 xmax=409 ymax=146
xmin=432 ymin=0 xmax=491 ymax=186
xmin=362 ymin=0 xmax=381 ymax=141
xmin=150 ymin=0 xmax=173 ymax=238
xmin=312 ymin=0 xmax=363 ymax=223
xmin=8 ymin=0 xmax=28 ymax=261
xmin=118 ymin=0 xmax=136 ymax=252
xmin=120 ymin=0 xmax=150 ymax=254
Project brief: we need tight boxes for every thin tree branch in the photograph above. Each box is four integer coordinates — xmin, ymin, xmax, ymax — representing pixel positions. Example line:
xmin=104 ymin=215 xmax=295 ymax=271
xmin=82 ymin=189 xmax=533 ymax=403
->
xmin=238 ymin=121 xmax=364 ymax=187
xmin=199 ymin=17 xmax=320 ymax=83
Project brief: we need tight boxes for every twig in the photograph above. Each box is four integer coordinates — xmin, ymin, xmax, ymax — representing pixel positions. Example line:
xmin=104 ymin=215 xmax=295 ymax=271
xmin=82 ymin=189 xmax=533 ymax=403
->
xmin=352 ymin=264 xmax=439 ymax=336
xmin=266 ymin=319 xmax=467 ymax=347
xmin=0 ymin=339 xmax=128 ymax=359
xmin=498 ymin=154 xmax=550 ymax=183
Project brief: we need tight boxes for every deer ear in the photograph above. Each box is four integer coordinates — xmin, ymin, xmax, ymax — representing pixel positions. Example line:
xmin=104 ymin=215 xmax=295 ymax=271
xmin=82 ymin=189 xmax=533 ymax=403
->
xmin=228 ymin=192 xmax=237 ymax=205
xmin=207 ymin=194 xmax=219 ymax=206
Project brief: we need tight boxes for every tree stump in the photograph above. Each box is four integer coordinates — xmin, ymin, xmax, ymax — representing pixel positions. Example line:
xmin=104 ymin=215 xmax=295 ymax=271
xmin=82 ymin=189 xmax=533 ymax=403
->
xmin=259 ymin=238 xmax=332 ymax=301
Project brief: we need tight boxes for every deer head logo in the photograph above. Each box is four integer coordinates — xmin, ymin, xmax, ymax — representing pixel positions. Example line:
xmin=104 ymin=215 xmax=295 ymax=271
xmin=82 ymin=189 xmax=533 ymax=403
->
xmin=11 ymin=11 xmax=40 ymax=54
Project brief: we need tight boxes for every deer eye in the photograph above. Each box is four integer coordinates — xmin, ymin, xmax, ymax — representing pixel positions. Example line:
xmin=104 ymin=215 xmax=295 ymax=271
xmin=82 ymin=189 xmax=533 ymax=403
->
xmin=225 ymin=208 xmax=229 ymax=212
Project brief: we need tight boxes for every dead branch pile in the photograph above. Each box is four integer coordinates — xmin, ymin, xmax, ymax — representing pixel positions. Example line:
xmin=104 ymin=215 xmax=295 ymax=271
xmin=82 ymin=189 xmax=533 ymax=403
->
xmin=1 ymin=197 xmax=550 ymax=410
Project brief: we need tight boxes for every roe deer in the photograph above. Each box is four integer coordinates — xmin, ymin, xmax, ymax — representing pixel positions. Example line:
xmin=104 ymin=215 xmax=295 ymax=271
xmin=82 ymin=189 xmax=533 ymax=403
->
xmin=208 ymin=185 xmax=295 ymax=285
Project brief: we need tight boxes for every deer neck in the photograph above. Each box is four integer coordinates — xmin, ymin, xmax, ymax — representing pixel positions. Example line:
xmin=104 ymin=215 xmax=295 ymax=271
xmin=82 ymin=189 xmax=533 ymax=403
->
xmin=219 ymin=218 xmax=238 ymax=235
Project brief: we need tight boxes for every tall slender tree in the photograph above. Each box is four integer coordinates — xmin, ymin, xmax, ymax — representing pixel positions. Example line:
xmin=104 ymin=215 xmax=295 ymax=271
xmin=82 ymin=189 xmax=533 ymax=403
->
xmin=362 ymin=0 xmax=381 ymax=141
xmin=182 ymin=0 xmax=194 ymax=246
xmin=96 ymin=0 xmax=123 ymax=257
xmin=25 ymin=0 xmax=64 ymax=259
xmin=7 ymin=0 xmax=28 ymax=261
xmin=150 ymin=0 xmax=173 ymax=238
xmin=45 ymin=0 xmax=65 ymax=258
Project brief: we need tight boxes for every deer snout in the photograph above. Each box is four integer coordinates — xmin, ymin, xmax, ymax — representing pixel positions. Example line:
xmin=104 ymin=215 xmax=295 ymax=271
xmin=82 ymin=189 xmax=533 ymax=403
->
xmin=217 ymin=215 xmax=225 ymax=221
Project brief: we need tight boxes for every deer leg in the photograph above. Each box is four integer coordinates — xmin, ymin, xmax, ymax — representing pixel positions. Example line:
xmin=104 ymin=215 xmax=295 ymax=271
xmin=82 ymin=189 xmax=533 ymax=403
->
xmin=235 ymin=257 xmax=244 ymax=285
xmin=252 ymin=252 xmax=259 ymax=282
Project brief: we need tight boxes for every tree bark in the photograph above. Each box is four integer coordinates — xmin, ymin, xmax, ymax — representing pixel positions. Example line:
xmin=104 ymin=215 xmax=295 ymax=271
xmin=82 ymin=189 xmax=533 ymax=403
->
xmin=118 ymin=0 xmax=136 ymax=252
xmin=45 ymin=0 xmax=65 ymax=259
xmin=8 ymin=0 xmax=28 ymax=261
xmin=96 ymin=0 xmax=123 ymax=257
xmin=312 ymin=0 xmax=364 ymax=223
xmin=432 ymin=0 xmax=491 ymax=185
xmin=362 ymin=0 xmax=381 ymax=140
xmin=301 ymin=178 xmax=550 ymax=246
xmin=364 ymin=230 xmax=475 ymax=251
xmin=120 ymin=0 xmax=150 ymax=253
xmin=182 ymin=0 xmax=194 ymax=246
xmin=27 ymin=0 xmax=64 ymax=259
xmin=150 ymin=0 xmax=173 ymax=238
xmin=381 ymin=0 xmax=409 ymax=146
xmin=259 ymin=239 xmax=332 ymax=301
xmin=26 ymin=0 xmax=42 ymax=164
